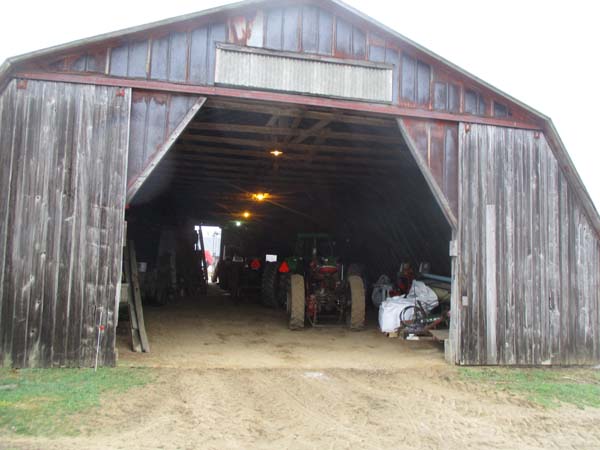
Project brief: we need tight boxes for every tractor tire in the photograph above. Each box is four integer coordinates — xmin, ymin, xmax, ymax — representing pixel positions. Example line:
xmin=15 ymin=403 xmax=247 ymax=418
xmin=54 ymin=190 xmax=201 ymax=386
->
xmin=288 ymin=274 xmax=305 ymax=330
xmin=278 ymin=273 xmax=291 ymax=309
xmin=348 ymin=275 xmax=365 ymax=330
xmin=261 ymin=262 xmax=279 ymax=308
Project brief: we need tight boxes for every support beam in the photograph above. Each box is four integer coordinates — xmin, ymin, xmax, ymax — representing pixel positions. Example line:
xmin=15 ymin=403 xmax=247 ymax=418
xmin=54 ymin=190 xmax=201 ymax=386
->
xmin=186 ymin=122 xmax=403 ymax=144
xmin=172 ymin=145 xmax=409 ymax=166
xmin=16 ymin=71 xmax=544 ymax=131
xmin=163 ymin=154 xmax=401 ymax=175
xmin=178 ymin=134 xmax=399 ymax=156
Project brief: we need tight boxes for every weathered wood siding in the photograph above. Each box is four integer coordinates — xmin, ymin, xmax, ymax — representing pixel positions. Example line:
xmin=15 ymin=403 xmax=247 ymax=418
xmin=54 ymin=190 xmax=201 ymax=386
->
xmin=0 ymin=79 xmax=131 ymax=368
xmin=398 ymin=118 xmax=459 ymax=224
xmin=23 ymin=1 xmax=540 ymax=128
xmin=127 ymin=91 xmax=203 ymax=201
xmin=457 ymin=124 xmax=600 ymax=365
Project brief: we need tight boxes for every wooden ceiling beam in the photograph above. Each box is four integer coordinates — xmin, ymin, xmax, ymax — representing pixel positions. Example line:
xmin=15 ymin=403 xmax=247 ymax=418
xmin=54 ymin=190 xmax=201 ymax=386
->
xmin=162 ymin=154 xmax=400 ymax=175
xmin=186 ymin=122 xmax=403 ymax=145
xmin=150 ymin=170 xmax=357 ymax=185
xmin=153 ymin=164 xmax=377 ymax=181
xmin=178 ymin=134 xmax=399 ymax=155
xmin=171 ymin=145 xmax=409 ymax=166
xmin=204 ymin=99 xmax=395 ymax=127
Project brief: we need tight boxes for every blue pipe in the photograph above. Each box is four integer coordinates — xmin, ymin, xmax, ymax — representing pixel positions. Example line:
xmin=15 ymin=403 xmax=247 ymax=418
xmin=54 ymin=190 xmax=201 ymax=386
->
xmin=421 ymin=273 xmax=452 ymax=284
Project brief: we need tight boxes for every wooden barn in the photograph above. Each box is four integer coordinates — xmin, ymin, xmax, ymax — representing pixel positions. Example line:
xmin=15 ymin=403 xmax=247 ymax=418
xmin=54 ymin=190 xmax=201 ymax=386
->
xmin=0 ymin=0 xmax=598 ymax=368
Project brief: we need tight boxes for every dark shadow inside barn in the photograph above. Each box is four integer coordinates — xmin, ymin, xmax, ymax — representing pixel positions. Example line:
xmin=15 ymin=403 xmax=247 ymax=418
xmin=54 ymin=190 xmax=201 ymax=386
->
xmin=117 ymin=97 xmax=454 ymax=359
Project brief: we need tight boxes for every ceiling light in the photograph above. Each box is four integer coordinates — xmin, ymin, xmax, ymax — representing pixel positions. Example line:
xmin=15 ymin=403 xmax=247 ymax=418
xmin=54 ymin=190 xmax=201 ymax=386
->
xmin=270 ymin=150 xmax=283 ymax=157
xmin=252 ymin=193 xmax=270 ymax=202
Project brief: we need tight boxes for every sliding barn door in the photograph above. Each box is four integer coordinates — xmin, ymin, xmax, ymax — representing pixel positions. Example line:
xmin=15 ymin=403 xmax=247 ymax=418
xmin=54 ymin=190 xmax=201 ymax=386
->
xmin=458 ymin=123 xmax=600 ymax=366
xmin=0 ymin=80 xmax=131 ymax=368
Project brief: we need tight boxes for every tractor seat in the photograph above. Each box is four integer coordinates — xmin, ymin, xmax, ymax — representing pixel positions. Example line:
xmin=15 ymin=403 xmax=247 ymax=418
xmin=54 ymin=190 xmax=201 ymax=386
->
xmin=318 ymin=265 xmax=338 ymax=275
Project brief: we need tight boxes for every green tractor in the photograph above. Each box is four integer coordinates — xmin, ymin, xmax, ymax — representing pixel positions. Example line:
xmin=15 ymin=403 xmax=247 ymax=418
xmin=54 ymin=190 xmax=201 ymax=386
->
xmin=261 ymin=233 xmax=365 ymax=330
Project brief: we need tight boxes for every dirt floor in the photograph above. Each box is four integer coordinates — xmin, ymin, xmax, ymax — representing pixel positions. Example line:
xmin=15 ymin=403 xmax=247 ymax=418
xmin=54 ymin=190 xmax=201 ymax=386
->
xmin=4 ymin=287 xmax=600 ymax=449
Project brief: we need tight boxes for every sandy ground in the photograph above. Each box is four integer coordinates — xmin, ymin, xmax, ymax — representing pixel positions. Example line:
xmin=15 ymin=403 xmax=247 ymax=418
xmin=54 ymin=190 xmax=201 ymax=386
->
xmin=3 ymin=287 xmax=600 ymax=449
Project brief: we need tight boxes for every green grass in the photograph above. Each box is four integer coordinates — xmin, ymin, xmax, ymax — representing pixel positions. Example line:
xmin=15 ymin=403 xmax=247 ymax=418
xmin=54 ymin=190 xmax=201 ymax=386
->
xmin=461 ymin=367 xmax=600 ymax=409
xmin=0 ymin=367 xmax=152 ymax=436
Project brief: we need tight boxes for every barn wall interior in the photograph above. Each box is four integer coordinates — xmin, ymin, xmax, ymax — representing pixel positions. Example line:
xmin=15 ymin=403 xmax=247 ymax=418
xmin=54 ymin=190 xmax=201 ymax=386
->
xmin=0 ymin=80 xmax=131 ymax=368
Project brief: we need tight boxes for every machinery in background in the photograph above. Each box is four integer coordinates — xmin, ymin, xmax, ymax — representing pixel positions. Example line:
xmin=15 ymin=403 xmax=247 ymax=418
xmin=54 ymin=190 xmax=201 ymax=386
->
xmin=262 ymin=233 xmax=365 ymax=330
xmin=216 ymin=252 xmax=264 ymax=302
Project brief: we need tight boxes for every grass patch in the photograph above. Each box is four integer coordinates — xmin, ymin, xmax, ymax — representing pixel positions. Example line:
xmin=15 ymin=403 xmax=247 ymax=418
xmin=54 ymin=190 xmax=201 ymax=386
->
xmin=460 ymin=367 xmax=600 ymax=409
xmin=0 ymin=367 xmax=152 ymax=436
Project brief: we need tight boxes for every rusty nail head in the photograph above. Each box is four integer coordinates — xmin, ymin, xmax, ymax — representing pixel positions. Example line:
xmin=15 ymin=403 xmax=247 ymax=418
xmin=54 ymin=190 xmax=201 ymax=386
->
xmin=465 ymin=123 xmax=471 ymax=133
xmin=17 ymin=79 xmax=28 ymax=90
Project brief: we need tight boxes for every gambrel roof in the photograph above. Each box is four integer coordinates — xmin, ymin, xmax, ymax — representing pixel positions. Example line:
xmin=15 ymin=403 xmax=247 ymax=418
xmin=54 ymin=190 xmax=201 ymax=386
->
xmin=1 ymin=0 xmax=598 ymax=234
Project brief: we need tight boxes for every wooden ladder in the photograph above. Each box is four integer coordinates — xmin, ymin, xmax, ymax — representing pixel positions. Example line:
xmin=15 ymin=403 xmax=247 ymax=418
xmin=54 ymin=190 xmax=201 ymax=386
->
xmin=122 ymin=241 xmax=150 ymax=353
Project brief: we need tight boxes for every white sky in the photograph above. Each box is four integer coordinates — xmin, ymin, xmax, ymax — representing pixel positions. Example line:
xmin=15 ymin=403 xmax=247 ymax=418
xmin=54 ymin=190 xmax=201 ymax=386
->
xmin=1 ymin=0 xmax=598 ymax=208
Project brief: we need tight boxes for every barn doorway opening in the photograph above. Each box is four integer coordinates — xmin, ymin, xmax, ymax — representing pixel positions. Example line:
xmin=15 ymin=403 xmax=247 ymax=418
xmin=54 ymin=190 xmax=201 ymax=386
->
xmin=118 ymin=97 xmax=453 ymax=367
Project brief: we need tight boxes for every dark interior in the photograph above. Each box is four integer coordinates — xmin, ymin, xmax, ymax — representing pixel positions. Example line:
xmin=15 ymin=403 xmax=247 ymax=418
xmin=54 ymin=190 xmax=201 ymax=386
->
xmin=126 ymin=97 xmax=452 ymax=282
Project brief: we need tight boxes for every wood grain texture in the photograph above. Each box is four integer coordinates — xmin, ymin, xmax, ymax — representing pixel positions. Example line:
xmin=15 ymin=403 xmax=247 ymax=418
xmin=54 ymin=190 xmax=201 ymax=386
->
xmin=458 ymin=124 xmax=600 ymax=366
xmin=0 ymin=80 xmax=130 ymax=368
xmin=398 ymin=118 xmax=458 ymax=229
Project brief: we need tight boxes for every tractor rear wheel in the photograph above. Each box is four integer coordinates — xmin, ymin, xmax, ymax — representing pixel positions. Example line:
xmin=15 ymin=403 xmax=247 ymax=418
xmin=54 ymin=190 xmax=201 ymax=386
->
xmin=278 ymin=273 xmax=291 ymax=309
xmin=288 ymin=274 xmax=305 ymax=330
xmin=260 ymin=262 xmax=279 ymax=308
xmin=348 ymin=275 xmax=365 ymax=330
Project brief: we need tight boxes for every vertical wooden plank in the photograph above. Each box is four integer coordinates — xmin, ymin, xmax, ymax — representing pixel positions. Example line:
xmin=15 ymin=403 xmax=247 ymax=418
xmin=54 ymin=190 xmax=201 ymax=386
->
xmin=401 ymin=54 xmax=416 ymax=103
xmin=265 ymin=8 xmax=283 ymax=50
xmin=144 ymin=95 xmax=168 ymax=164
xmin=504 ymin=127 xmax=516 ymax=364
xmin=25 ymin=82 xmax=59 ymax=367
xmin=168 ymin=32 xmax=188 ymax=83
xmin=282 ymin=6 xmax=300 ymax=52
xmin=417 ymin=61 xmax=431 ymax=105
xmin=385 ymin=49 xmax=400 ymax=106
xmin=429 ymin=123 xmax=444 ymax=183
xmin=150 ymin=36 xmax=169 ymax=81
xmin=247 ymin=11 xmax=264 ymax=48
xmin=207 ymin=24 xmax=226 ymax=85
xmin=128 ymin=41 xmax=149 ymax=79
xmin=302 ymin=5 xmax=319 ymax=53
xmin=433 ymin=82 xmax=447 ymax=111
xmin=335 ymin=18 xmax=352 ymax=56
xmin=52 ymin=85 xmax=80 ymax=367
xmin=0 ymin=81 xmax=17 ymax=366
xmin=493 ymin=128 xmax=506 ymax=364
xmin=485 ymin=205 xmax=497 ymax=364
xmin=129 ymin=243 xmax=150 ymax=352
xmin=123 ymin=245 xmax=142 ymax=352
xmin=42 ymin=83 xmax=74 ymax=367
xmin=109 ymin=44 xmax=128 ymax=77
xmin=10 ymin=82 xmax=43 ymax=368
xmin=189 ymin=26 xmax=209 ymax=85
xmin=443 ymin=125 xmax=459 ymax=219
xmin=127 ymin=94 xmax=149 ymax=185
xmin=352 ymin=27 xmax=366 ymax=59
xmin=317 ymin=10 xmax=333 ymax=55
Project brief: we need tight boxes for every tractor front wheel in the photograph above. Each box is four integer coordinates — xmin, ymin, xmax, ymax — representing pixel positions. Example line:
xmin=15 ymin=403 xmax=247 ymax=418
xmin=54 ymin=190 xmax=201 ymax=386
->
xmin=348 ymin=275 xmax=365 ymax=330
xmin=288 ymin=274 xmax=305 ymax=330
